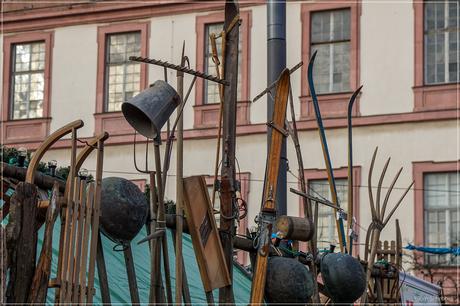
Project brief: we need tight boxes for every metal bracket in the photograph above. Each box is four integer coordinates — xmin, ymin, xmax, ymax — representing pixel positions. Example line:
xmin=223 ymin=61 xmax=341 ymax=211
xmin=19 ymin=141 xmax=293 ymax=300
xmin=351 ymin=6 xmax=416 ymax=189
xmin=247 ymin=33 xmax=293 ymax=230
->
xmin=266 ymin=121 xmax=289 ymax=137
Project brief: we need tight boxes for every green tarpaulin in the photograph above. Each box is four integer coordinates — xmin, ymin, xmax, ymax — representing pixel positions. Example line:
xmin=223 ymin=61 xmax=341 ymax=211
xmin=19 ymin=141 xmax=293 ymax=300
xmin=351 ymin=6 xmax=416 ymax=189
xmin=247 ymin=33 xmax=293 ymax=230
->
xmin=36 ymin=221 xmax=251 ymax=304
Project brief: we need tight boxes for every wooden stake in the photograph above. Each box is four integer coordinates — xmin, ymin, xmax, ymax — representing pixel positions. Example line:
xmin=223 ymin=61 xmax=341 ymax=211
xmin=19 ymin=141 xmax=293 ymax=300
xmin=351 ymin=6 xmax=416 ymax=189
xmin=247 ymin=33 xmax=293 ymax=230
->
xmin=219 ymin=1 xmax=240 ymax=303
xmin=175 ymin=42 xmax=186 ymax=305
xmin=123 ymin=244 xmax=140 ymax=304
xmin=86 ymin=140 xmax=104 ymax=304
xmin=96 ymin=232 xmax=111 ymax=305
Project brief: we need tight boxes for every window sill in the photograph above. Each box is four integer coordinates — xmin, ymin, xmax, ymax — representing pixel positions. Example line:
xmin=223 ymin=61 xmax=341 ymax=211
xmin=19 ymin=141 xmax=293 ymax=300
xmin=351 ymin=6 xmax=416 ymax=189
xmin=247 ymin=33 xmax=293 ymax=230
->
xmin=1 ymin=117 xmax=51 ymax=145
xmin=94 ymin=111 xmax=134 ymax=136
xmin=300 ymin=92 xmax=360 ymax=119
xmin=413 ymin=83 xmax=459 ymax=112
xmin=193 ymin=100 xmax=250 ymax=129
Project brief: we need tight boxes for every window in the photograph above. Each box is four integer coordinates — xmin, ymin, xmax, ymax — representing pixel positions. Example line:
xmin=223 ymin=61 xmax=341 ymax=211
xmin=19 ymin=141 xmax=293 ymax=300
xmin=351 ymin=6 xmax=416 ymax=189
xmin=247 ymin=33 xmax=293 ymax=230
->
xmin=10 ymin=41 xmax=46 ymax=119
xmin=310 ymin=9 xmax=351 ymax=94
xmin=2 ymin=32 xmax=53 ymax=145
xmin=95 ymin=22 xmax=149 ymax=136
xmin=105 ymin=32 xmax=142 ymax=112
xmin=424 ymin=1 xmax=459 ymax=85
xmin=203 ymin=23 xmax=243 ymax=104
xmin=300 ymin=2 xmax=359 ymax=119
xmin=424 ymin=172 xmax=459 ymax=266
xmin=413 ymin=1 xmax=458 ymax=111
xmin=308 ymin=178 xmax=348 ymax=251
xmin=194 ymin=11 xmax=251 ymax=128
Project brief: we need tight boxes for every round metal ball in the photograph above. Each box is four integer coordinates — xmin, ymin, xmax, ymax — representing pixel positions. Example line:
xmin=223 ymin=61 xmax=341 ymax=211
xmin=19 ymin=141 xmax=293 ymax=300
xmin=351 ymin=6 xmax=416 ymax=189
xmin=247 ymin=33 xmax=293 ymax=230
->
xmin=100 ymin=177 xmax=148 ymax=244
xmin=321 ymin=252 xmax=366 ymax=304
xmin=265 ymin=256 xmax=314 ymax=305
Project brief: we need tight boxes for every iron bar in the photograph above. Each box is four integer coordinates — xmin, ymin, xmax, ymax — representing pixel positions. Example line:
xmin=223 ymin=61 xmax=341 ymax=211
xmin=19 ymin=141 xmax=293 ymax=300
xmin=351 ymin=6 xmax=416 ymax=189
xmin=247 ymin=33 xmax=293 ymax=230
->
xmin=252 ymin=61 xmax=302 ymax=103
xmin=129 ymin=56 xmax=228 ymax=85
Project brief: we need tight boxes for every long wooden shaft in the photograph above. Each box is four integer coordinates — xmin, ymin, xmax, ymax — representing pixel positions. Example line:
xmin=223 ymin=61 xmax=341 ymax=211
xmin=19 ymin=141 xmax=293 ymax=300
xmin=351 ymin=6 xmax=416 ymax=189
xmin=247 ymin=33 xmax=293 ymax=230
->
xmin=123 ymin=245 xmax=140 ymax=304
xmin=219 ymin=2 xmax=239 ymax=303
xmin=153 ymin=143 xmax=171 ymax=303
xmin=175 ymin=47 xmax=185 ymax=305
xmin=86 ymin=140 xmax=104 ymax=304
xmin=96 ymin=232 xmax=111 ymax=305
xmin=210 ymin=32 xmax=225 ymax=208
xmin=55 ymin=128 xmax=77 ymax=303
xmin=286 ymin=87 xmax=320 ymax=303
xmin=148 ymin=172 xmax=160 ymax=304
xmin=171 ymin=229 xmax=191 ymax=304
xmin=162 ymin=235 xmax=173 ymax=304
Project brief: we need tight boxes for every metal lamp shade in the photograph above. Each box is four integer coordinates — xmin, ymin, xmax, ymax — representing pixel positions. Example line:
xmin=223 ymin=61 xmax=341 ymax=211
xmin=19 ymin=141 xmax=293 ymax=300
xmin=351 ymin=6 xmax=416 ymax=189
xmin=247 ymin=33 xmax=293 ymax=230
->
xmin=122 ymin=80 xmax=180 ymax=139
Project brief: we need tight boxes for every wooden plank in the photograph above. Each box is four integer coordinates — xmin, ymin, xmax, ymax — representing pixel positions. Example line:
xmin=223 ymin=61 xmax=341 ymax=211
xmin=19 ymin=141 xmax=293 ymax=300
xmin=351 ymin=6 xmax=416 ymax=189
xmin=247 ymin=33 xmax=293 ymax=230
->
xmin=28 ymin=183 xmax=61 ymax=303
xmin=71 ymin=180 xmax=87 ymax=302
xmin=183 ymin=176 xmax=231 ymax=292
xmin=56 ymin=127 xmax=78 ymax=303
xmin=86 ymin=140 xmax=104 ymax=304
xmin=63 ymin=177 xmax=81 ymax=302
xmin=5 ymin=182 xmax=38 ymax=303
xmin=79 ymin=183 xmax=94 ymax=304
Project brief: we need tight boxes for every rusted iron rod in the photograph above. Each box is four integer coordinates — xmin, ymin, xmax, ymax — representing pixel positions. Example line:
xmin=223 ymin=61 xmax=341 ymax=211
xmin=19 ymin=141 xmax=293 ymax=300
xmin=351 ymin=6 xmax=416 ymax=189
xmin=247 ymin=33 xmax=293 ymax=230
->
xmin=251 ymin=61 xmax=303 ymax=103
xmin=129 ymin=56 xmax=228 ymax=85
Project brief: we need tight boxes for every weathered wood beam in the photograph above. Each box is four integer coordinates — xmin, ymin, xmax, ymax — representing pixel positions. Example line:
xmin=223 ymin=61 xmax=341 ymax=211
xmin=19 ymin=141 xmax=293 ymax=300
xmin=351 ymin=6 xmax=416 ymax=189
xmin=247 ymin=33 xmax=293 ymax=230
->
xmin=5 ymin=182 xmax=39 ymax=303
xmin=1 ymin=162 xmax=66 ymax=192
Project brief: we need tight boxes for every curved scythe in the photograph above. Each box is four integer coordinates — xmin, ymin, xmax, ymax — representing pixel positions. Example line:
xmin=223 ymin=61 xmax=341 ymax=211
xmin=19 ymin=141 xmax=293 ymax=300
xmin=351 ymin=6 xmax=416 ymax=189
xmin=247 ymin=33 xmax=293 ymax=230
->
xmin=307 ymin=51 xmax=347 ymax=253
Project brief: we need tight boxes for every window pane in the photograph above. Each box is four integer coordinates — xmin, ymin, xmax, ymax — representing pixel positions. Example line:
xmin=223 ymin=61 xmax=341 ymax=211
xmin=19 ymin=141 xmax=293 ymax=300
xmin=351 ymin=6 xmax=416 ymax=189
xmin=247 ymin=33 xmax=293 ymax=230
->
xmin=424 ymin=1 xmax=460 ymax=84
xmin=310 ymin=9 xmax=351 ymax=94
xmin=308 ymin=178 xmax=348 ymax=250
xmin=106 ymin=32 xmax=142 ymax=112
xmin=423 ymin=171 xmax=460 ymax=266
xmin=203 ymin=22 xmax=242 ymax=104
xmin=11 ymin=42 xmax=45 ymax=119
xmin=311 ymin=9 xmax=350 ymax=43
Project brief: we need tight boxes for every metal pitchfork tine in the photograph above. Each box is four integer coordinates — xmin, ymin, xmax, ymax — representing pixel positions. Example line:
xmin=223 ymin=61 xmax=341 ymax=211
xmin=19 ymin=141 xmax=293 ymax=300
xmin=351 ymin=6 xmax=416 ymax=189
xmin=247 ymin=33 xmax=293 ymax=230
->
xmin=362 ymin=146 xmax=414 ymax=303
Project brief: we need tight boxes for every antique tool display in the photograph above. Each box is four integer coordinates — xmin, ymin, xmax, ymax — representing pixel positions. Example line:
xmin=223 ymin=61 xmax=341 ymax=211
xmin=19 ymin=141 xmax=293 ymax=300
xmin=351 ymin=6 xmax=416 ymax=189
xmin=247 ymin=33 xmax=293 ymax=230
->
xmin=2 ymin=1 xmax=431 ymax=305
xmin=249 ymin=69 xmax=290 ymax=304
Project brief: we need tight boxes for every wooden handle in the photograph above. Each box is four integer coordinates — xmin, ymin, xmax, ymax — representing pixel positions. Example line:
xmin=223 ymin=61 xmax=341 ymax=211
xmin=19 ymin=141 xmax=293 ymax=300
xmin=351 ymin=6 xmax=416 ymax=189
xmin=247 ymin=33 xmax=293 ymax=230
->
xmin=25 ymin=120 xmax=84 ymax=183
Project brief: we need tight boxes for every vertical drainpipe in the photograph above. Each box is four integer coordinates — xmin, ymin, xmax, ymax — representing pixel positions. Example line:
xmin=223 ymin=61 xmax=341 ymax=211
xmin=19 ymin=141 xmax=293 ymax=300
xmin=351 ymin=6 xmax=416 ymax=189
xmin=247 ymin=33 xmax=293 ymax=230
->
xmin=267 ymin=0 xmax=287 ymax=216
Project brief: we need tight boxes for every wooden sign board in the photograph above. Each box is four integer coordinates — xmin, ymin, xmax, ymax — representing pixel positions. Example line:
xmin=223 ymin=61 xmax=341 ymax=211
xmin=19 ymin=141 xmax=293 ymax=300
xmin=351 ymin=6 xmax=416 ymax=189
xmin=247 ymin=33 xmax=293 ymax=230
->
xmin=182 ymin=176 xmax=231 ymax=292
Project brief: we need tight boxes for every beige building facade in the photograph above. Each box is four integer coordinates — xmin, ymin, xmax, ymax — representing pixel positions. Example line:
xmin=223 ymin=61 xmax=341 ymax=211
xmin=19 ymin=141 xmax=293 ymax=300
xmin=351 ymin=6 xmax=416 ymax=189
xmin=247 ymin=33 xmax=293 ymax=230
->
xmin=1 ymin=0 xmax=459 ymax=294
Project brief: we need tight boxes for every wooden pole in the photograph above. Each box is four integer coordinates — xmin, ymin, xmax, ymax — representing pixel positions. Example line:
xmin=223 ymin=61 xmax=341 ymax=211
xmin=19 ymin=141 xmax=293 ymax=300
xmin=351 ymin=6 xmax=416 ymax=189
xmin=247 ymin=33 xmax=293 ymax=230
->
xmin=175 ymin=42 xmax=186 ymax=305
xmin=148 ymin=172 xmax=160 ymax=304
xmin=5 ymin=182 xmax=39 ymax=304
xmin=86 ymin=140 xmax=104 ymax=304
xmin=219 ymin=1 xmax=239 ymax=303
xmin=96 ymin=232 xmax=111 ymax=305
xmin=286 ymin=86 xmax=320 ymax=302
xmin=123 ymin=244 xmax=140 ymax=304
xmin=28 ymin=183 xmax=60 ymax=303
xmin=153 ymin=141 xmax=172 ymax=303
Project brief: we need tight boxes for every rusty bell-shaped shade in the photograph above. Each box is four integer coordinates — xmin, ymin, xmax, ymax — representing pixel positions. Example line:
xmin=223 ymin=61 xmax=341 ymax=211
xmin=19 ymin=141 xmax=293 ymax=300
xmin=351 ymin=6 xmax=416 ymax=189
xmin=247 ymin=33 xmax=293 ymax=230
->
xmin=122 ymin=80 xmax=180 ymax=139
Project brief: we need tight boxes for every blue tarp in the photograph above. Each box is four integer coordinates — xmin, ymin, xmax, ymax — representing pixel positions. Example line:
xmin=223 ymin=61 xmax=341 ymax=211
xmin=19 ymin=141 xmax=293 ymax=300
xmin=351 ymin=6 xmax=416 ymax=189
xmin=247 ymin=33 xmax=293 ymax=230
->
xmin=404 ymin=244 xmax=460 ymax=256
xmin=36 ymin=220 xmax=252 ymax=304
